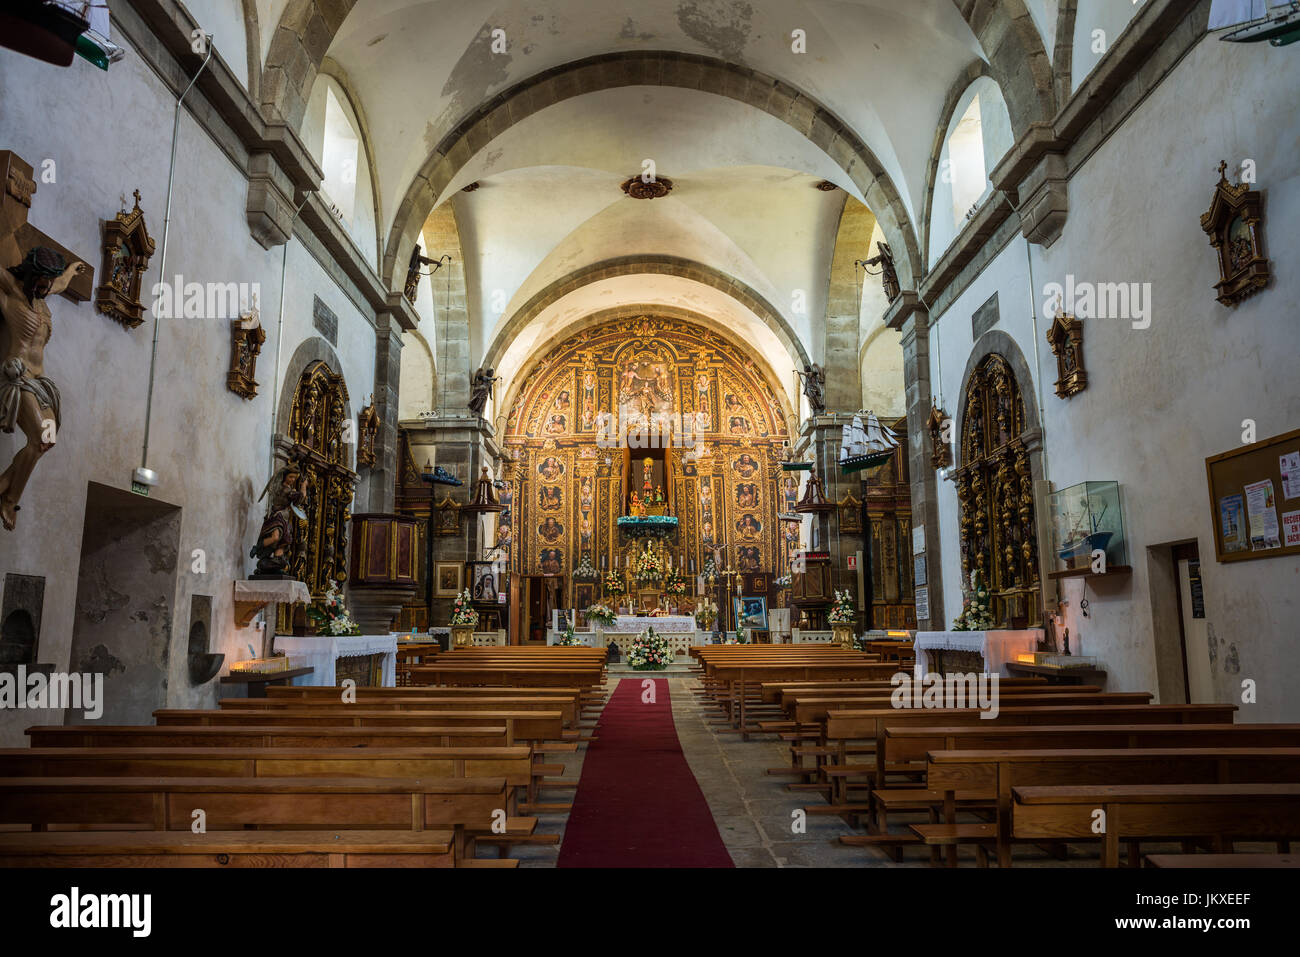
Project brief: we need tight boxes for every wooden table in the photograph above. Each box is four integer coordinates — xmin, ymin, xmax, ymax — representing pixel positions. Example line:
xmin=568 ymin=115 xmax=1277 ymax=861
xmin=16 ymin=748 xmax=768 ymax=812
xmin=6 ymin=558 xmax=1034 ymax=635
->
xmin=218 ymin=667 xmax=314 ymax=698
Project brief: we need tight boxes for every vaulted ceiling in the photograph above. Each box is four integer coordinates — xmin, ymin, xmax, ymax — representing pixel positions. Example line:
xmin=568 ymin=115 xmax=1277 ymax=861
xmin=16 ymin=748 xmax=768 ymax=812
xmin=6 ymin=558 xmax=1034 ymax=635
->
xmin=248 ymin=0 xmax=1069 ymax=405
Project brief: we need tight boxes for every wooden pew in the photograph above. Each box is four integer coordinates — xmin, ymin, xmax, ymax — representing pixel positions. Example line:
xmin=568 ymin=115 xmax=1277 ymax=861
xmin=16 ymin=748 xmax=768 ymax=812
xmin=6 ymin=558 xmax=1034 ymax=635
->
xmin=925 ymin=747 xmax=1300 ymax=867
xmin=29 ymin=725 xmax=511 ymax=750
xmin=0 ymin=775 xmax=509 ymax=862
xmin=0 ymin=746 xmax=557 ymax=854
xmin=404 ymin=665 xmax=605 ymax=690
xmin=1146 ymin=853 xmax=1299 ymax=868
xmin=218 ymin=695 xmax=581 ymax=729
xmin=817 ymin=704 xmax=1238 ymax=842
xmin=152 ymin=709 xmax=565 ymax=745
xmin=884 ymin=723 xmax=1300 ymax=765
xmin=790 ymin=691 xmax=1152 ymax=725
xmin=1012 ymin=782 xmax=1300 ymax=867
xmin=0 ymin=830 xmax=459 ymax=868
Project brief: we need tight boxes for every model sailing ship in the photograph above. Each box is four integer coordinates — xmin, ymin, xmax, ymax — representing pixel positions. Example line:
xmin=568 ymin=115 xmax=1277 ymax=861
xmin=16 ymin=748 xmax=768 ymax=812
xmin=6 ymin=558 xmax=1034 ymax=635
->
xmin=1058 ymin=497 xmax=1114 ymax=566
xmin=838 ymin=411 xmax=900 ymax=472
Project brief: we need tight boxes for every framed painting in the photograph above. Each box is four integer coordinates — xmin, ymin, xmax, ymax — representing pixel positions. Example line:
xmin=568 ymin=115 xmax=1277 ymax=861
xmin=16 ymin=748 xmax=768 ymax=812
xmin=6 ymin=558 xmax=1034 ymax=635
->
xmin=467 ymin=561 xmax=500 ymax=602
xmin=572 ymin=583 xmax=596 ymax=624
xmin=434 ymin=562 xmax=462 ymax=597
xmin=733 ymin=595 xmax=768 ymax=630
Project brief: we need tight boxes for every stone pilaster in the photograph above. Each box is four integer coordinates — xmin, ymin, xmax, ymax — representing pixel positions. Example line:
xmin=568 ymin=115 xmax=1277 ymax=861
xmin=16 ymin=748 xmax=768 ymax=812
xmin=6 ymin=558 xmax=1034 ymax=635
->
xmin=892 ymin=297 xmax=944 ymax=630
xmin=798 ymin=414 xmax=866 ymax=603
xmin=406 ymin=414 xmax=500 ymax=622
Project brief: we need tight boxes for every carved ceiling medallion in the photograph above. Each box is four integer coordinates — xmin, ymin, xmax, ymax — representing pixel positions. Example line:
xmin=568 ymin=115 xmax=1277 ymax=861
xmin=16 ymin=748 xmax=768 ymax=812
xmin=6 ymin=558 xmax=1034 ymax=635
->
xmin=621 ymin=175 xmax=673 ymax=199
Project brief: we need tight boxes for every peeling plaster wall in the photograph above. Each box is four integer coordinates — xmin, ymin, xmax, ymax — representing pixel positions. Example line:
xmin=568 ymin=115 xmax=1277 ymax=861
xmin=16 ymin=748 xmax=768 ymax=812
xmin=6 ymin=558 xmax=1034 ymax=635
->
xmin=0 ymin=32 xmax=379 ymax=742
xmin=929 ymin=36 xmax=1300 ymax=721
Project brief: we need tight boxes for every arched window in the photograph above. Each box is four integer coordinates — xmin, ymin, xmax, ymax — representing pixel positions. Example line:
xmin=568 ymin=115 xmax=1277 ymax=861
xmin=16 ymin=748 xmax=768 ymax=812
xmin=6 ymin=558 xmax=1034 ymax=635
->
xmin=928 ymin=77 xmax=1014 ymax=264
xmin=302 ymin=76 xmax=380 ymax=266
xmin=954 ymin=354 xmax=1041 ymax=627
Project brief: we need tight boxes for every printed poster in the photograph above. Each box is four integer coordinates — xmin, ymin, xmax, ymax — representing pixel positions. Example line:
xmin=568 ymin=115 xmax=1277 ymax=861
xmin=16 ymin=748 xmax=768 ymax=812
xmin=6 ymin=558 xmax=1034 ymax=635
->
xmin=1218 ymin=493 xmax=1248 ymax=554
xmin=1281 ymin=451 xmax=1300 ymax=499
xmin=1244 ymin=479 xmax=1281 ymax=550
xmin=1283 ymin=510 xmax=1300 ymax=549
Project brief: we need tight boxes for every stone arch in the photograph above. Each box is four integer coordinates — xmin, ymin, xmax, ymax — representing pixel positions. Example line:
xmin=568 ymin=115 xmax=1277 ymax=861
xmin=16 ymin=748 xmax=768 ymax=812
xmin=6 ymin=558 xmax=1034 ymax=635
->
xmin=1052 ymin=0 xmax=1080 ymax=105
xmin=381 ymin=51 xmax=925 ymax=301
xmin=239 ymin=0 xmax=261 ymax=102
xmin=494 ymin=303 xmax=801 ymax=440
xmin=482 ymin=255 xmax=813 ymax=377
xmin=822 ymin=195 xmax=877 ymax=410
xmin=920 ymin=59 xmax=995 ymax=269
xmin=275 ymin=335 xmax=353 ymax=466
xmin=954 ymin=329 xmax=1042 ymax=477
xmin=949 ymin=0 xmax=1057 ymax=139
xmin=260 ymin=0 xmax=355 ymax=126
xmin=313 ymin=57 xmax=385 ymax=267
xmin=418 ymin=202 xmax=471 ymax=409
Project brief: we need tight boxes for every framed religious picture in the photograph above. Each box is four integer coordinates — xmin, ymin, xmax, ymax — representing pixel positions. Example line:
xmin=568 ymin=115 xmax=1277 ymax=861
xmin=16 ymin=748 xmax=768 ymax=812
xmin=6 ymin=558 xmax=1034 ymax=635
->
xmin=572 ymin=583 xmax=596 ymax=624
xmin=1200 ymin=161 xmax=1270 ymax=307
xmin=434 ymin=495 xmax=461 ymax=535
xmin=433 ymin=562 xmax=462 ymax=597
xmin=467 ymin=561 xmax=500 ymax=603
xmin=733 ymin=595 xmax=768 ymax=630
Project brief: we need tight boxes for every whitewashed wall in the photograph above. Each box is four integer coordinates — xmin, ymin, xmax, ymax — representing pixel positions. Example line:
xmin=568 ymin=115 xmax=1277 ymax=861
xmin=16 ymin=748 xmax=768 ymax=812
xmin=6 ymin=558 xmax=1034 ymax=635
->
xmin=930 ymin=35 xmax=1300 ymax=721
xmin=0 ymin=32 xmax=379 ymax=742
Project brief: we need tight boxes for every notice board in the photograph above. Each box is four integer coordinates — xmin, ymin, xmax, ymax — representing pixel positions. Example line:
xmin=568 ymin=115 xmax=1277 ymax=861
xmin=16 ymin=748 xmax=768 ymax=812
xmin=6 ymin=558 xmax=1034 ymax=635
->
xmin=1205 ymin=427 xmax=1300 ymax=563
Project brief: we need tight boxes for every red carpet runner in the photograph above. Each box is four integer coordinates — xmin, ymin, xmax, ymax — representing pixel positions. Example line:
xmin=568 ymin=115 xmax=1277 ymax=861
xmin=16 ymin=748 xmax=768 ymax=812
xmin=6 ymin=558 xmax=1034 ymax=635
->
xmin=556 ymin=677 xmax=734 ymax=867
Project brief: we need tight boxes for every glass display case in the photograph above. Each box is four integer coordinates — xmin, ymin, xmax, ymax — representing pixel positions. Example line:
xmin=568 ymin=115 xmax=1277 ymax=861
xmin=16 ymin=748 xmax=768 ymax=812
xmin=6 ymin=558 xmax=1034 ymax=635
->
xmin=1048 ymin=481 xmax=1127 ymax=572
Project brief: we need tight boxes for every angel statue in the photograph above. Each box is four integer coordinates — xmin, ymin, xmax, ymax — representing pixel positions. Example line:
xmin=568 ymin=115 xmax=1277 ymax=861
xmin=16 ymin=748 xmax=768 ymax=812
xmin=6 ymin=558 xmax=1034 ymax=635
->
xmin=797 ymin=363 xmax=826 ymax=414
xmin=249 ymin=453 xmax=310 ymax=578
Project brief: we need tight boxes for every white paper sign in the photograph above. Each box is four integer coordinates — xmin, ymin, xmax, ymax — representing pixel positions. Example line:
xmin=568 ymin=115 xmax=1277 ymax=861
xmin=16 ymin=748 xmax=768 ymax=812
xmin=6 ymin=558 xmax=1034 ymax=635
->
xmin=1283 ymin=510 xmax=1300 ymax=548
xmin=1280 ymin=451 xmax=1300 ymax=499
xmin=914 ymin=587 xmax=929 ymax=620
xmin=912 ymin=525 xmax=925 ymax=554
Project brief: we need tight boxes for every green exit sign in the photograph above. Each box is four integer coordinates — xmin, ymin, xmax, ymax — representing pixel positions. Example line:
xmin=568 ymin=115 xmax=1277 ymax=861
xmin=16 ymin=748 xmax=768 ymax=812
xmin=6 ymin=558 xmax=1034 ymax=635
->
xmin=131 ymin=482 xmax=151 ymax=496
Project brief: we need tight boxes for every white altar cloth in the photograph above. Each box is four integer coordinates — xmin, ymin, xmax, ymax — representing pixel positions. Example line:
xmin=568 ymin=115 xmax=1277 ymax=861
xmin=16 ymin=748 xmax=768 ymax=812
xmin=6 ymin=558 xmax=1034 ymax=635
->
xmin=273 ymin=633 xmax=398 ymax=687
xmin=599 ymin=615 xmax=697 ymax=633
xmin=913 ymin=630 xmax=1042 ymax=678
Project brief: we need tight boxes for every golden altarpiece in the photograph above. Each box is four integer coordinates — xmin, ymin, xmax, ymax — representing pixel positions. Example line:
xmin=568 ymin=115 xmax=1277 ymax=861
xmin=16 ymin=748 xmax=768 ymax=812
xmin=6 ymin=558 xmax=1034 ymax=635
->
xmin=953 ymin=354 xmax=1041 ymax=627
xmin=499 ymin=316 xmax=797 ymax=612
xmin=277 ymin=360 xmax=357 ymax=633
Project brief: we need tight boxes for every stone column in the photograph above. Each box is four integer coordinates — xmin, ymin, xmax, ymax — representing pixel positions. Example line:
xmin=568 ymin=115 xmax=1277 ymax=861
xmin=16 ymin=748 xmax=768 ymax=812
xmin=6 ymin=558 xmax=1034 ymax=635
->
xmin=890 ymin=294 xmax=944 ymax=630
xmin=798 ymin=414 xmax=866 ymax=601
xmin=366 ymin=310 xmax=404 ymax=512
xmin=408 ymin=414 xmax=500 ymax=623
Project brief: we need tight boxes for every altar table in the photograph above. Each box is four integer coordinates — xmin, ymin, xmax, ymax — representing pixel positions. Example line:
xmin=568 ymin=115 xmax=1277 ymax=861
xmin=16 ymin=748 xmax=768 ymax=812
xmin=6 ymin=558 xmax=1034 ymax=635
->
xmin=913 ymin=630 xmax=1042 ymax=678
xmin=596 ymin=615 xmax=698 ymax=657
xmin=273 ymin=634 xmax=399 ymax=687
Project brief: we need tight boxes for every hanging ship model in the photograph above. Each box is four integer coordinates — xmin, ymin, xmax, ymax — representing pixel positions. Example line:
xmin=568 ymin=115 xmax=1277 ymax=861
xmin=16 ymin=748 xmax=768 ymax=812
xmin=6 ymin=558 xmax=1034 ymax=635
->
xmin=838 ymin=411 xmax=900 ymax=472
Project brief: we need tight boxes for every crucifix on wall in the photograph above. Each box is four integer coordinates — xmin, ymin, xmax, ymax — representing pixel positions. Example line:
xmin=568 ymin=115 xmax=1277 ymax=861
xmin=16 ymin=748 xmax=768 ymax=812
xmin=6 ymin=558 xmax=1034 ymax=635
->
xmin=1 ymin=150 xmax=94 ymax=531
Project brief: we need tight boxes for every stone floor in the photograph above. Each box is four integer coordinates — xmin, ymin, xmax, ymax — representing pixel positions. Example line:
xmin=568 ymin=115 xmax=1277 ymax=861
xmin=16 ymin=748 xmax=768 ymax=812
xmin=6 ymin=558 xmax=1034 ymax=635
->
xmin=516 ymin=673 xmax=1234 ymax=868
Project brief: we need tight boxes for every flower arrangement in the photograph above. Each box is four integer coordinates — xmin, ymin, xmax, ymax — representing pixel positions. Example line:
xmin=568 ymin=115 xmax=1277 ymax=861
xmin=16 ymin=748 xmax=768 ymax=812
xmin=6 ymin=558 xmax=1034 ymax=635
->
xmin=602 ymin=570 xmax=626 ymax=597
xmin=774 ymin=573 xmax=792 ymax=587
xmin=572 ymin=553 xmax=599 ymax=581
xmin=827 ymin=589 xmax=856 ymax=625
xmin=952 ymin=569 xmax=994 ymax=631
xmin=701 ymin=557 xmax=718 ymax=584
xmin=694 ymin=598 xmax=718 ymax=630
xmin=734 ymin=624 xmax=749 ymax=644
xmin=448 ymin=589 xmax=479 ymax=627
xmin=306 ymin=585 xmax=361 ymax=636
xmin=586 ymin=602 xmax=618 ymax=627
xmin=627 ymin=627 xmax=674 ymax=670
xmin=664 ymin=568 xmax=687 ymax=596
xmin=556 ymin=625 xmax=585 ymax=646
xmin=631 ymin=543 xmax=665 ymax=584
